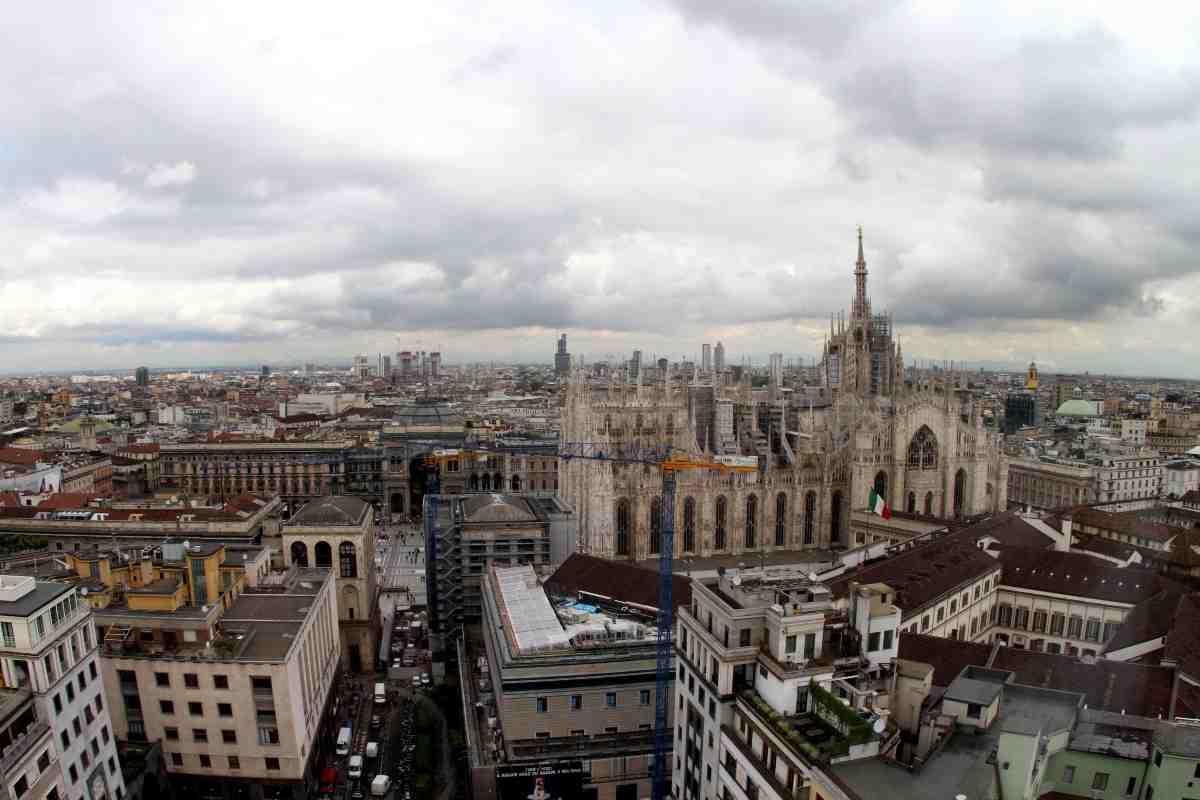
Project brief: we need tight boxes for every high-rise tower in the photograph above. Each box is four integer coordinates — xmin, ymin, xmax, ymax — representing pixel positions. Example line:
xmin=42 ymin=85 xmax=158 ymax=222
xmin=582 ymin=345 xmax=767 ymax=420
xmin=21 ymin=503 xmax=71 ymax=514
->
xmin=555 ymin=334 xmax=571 ymax=375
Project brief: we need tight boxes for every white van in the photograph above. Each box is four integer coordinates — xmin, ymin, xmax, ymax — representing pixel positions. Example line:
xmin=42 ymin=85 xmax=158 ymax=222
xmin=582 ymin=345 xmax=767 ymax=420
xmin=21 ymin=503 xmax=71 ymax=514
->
xmin=374 ymin=682 xmax=386 ymax=705
xmin=365 ymin=741 xmax=379 ymax=759
xmin=348 ymin=754 xmax=364 ymax=779
xmin=336 ymin=725 xmax=352 ymax=756
xmin=371 ymin=775 xmax=391 ymax=797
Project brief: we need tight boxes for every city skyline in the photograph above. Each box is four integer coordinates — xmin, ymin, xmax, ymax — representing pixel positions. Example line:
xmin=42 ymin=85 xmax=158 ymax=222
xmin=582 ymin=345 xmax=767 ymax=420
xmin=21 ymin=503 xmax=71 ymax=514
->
xmin=3 ymin=3 xmax=1200 ymax=376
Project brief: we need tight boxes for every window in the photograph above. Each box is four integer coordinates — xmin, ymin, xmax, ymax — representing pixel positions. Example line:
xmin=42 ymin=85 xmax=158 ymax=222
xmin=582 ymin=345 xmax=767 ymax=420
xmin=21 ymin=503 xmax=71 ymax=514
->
xmin=73 ymin=717 xmax=82 ymax=736
xmin=570 ymin=695 xmax=582 ymax=711
xmin=108 ymin=757 xmax=117 ymax=775
xmin=38 ymin=749 xmax=51 ymax=771
xmin=193 ymin=728 xmax=207 ymax=742
xmin=228 ymin=756 xmax=240 ymax=770
xmin=184 ymin=673 xmax=199 ymax=688
xmin=745 ymin=495 xmax=758 ymax=549
xmin=54 ymin=694 xmax=63 ymax=714
xmin=13 ymin=776 xmax=28 ymax=798
xmin=265 ymin=757 xmax=280 ymax=771
xmin=155 ymin=672 xmax=170 ymax=687
xmin=258 ymin=727 xmax=280 ymax=745
xmin=605 ymin=726 xmax=618 ymax=734
xmin=937 ymin=607 xmax=944 ymax=623
xmin=921 ymin=615 xmax=930 ymax=632
xmin=170 ymin=753 xmax=182 ymax=767
xmin=1125 ymin=776 xmax=1137 ymax=796
xmin=640 ymin=690 xmax=651 ymax=705
xmin=188 ymin=701 xmax=203 ymax=716
xmin=1068 ymin=616 xmax=1083 ymax=638
xmin=213 ymin=674 xmax=229 ymax=689
xmin=683 ymin=497 xmax=697 ymax=552
xmin=1091 ymin=773 xmax=1109 ymax=791
xmin=222 ymin=730 xmax=237 ymax=743
xmin=967 ymin=703 xmax=982 ymax=719
xmin=89 ymin=661 xmax=98 ymax=679
xmin=775 ymin=493 xmax=787 ymax=547
xmin=66 ymin=684 xmax=75 ymax=702
xmin=70 ymin=764 xmax=80 ymax=782
xmin=615 ymin=500 xmax=631 ymax=556
xmin=218 ymin=703 xmax=233 ymax=717
xmin=715 ymin=496 xmax=728 ymax=550
xmin=1154 ymin=750 xmax=1162 ymax=767
xmin=95 ymin=695 xmax=103 ymax=713
xmin=1050 ymin=613 xmax=1065 ymax=635
xmin=606 ymin=692 xmax=617 ymax=707
xmin=1085 ymin=619 xmax=1102 ymax=642
xmin=61 ymin=731 xmax=70 ymax=749
xmin=868 ymin=632 xmax=880 ymax=651
xmin=883 ymin=629 xmax=894 ymax=650
xmin=199 ymin=754 xmax=211 ymax=768
xmin=786 ymin=635 xmax=797 ymax=653
xmin=739 ymin=628 xmax=751 ymax=647
xmin=536 ymin=697 xmax=548 ymax=713
xmin=165 ymin=726 xmax=179 ymax=741
xmin=91 ymin=737 xmax=100 ymax=755
xmin=1032 ymin=610 xmax=1047 ymax=633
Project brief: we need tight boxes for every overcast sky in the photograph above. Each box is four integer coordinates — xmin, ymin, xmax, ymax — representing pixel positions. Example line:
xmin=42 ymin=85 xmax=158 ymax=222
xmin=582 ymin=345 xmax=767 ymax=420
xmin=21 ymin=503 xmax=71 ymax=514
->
xmin=3 ymin=2 xmax=1200 ymax=376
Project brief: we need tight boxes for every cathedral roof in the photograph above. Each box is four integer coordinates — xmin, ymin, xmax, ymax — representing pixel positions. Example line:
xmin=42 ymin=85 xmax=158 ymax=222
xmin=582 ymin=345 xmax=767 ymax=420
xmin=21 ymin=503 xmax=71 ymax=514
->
xmin=1055 ymin=399 xmax=1099 ymax=417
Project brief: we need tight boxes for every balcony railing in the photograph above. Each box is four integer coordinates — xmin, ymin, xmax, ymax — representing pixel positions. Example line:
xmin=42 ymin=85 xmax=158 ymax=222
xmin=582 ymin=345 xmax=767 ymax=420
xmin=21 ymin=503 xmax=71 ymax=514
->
xmin=510 ymin=728 xmax=656 ymax=760
xmin=0 ymin=719 xmax=50 ymax=774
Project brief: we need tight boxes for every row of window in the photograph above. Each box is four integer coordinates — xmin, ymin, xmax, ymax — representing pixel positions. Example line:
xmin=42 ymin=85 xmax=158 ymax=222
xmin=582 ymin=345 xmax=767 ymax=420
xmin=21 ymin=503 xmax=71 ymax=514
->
xmin=57 ymin=696 xmax=106 ymax=752
xmin=9 ymin=746 xmax=54 ymax=800
xmin=993 ymin=605 xmax=1116 ymax=642
xmin=163 ymin=726 xmax=239 ymax=744
xmin=615 ymin=491 xmax=840 ymax=556
xmin=155 ymin=699 xmax=233 ymax=718
xmin=153 ymin=672 xmax=229 ymax=690
xmin=166 ymin=752 xmax=267 ymax=770
xmin=536 ymin=690 xmax=651 ymax=713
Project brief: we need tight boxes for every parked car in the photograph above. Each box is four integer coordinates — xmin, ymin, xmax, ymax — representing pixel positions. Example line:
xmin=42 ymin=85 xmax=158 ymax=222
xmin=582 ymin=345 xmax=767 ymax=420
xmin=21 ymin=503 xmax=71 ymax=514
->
xmin=420 ymin=673 xmax=430 ymax=686
xmin=411 ymin=675 xmax=422 ymax=688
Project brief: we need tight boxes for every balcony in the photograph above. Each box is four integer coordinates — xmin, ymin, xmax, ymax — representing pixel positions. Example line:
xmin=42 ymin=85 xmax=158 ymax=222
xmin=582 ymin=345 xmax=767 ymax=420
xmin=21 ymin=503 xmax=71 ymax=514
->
xmin=0 ymin=718 xmax=50 ymax=775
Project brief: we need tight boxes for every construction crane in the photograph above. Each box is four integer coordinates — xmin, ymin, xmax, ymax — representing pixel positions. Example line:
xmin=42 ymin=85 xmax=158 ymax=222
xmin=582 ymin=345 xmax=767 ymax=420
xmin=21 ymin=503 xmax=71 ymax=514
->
xmin=422 ymin=442 xmax=757 ymax=800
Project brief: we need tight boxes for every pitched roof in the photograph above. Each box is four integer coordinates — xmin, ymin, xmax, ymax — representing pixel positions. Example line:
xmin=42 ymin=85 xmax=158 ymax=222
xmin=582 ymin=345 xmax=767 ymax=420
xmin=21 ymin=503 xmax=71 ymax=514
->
xmin=997 ymin=547 xmax=1162 ymax=604
xmin=989 ymin=648 xmax=1175 ymax=718
xmin=1104 ymin=587 xmax=1183 ymax=655
xmin=546 ymin=552 xmax=692 ymax=612
xmin=284 ymin=495 xmax=371 ymax=527
xmin=960 ymin=512 xmax=1057 ymax=550
xmin=897 ymin=633 xmax=993 ymax=686
xmin=36 ymin=493 xmax=99 ymax=511
xmin=0 ymin=447 xmax=44 ymax=466
xmin=828 ymin=528 xmax=1000 ymax=615
xmin=1164 ymin=594 xmax=1200 ymax=681
xmin=1071 ymin=507 xmax=1176 ymax=544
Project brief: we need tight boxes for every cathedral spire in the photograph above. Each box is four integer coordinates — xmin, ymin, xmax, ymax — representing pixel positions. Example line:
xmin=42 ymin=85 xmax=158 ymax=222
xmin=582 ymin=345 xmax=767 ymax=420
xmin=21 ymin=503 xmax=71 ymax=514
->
xmin=852 ymin=226 xmax=869 ymax=320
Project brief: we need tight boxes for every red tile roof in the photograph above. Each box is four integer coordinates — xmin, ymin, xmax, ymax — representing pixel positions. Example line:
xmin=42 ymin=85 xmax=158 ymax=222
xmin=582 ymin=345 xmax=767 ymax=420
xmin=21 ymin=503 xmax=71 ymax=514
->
xmin=118 ymin=443 xmax=160 ymax=455
xmin=898 ymin=633 xmax=993 ymax=686
xmin=1164 ymin=594 xmax=1200 ymax=681
xmin=989 ymin=648 xmax=1175 ymax=718
xmin=997 ymin=547 xmax=1164 ymax=604
xmin=1104 ymin=587 xmax=1185 ymax=655
xmin=1071 ymin=507 xmax=1176 ymax=544
xmin=546 ymin=553 xmax=692 ymax=612
xmin=36 ymin=493 xmax=99 ymax=511
xmin=0 ymin=447 xmax=44 ymax=466
xmin=829 ymin=527 xmax=1000 ymax=615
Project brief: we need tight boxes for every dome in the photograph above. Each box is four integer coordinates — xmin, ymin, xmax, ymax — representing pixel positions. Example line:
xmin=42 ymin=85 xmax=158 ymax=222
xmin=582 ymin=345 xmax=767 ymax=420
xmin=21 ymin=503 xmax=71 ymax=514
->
xmin=1055 ymin=399 xmax=1099 ymax=417
xmin=462 ymin=494 xmax=538 ymax=524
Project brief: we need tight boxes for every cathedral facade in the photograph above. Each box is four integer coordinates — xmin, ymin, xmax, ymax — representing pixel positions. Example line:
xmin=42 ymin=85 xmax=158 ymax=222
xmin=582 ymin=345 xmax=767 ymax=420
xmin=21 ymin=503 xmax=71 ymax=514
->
xmin=559 ymin=231 xmax=1008 ymax=561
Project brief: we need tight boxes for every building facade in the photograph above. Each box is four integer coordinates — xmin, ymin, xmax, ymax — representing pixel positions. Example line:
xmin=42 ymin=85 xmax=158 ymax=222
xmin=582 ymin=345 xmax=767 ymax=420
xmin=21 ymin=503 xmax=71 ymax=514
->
xmin=281 ymin=497 xmax=377 ymax=674
xmin=0 ymin=576 xmax=126 ymax=800
xmin=559 ymin=232 xmax=1007 ymax=562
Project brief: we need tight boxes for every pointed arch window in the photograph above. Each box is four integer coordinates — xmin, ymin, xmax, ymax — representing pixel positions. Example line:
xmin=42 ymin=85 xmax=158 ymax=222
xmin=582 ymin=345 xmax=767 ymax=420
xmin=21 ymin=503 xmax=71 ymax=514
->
xmin=339 ymin=541 xmax=357 ymax=578
xmin=774 ymin=493 xmax=787 ymax=547
xmin=715 ymin=497 xmax=727 ymax=551
xmin=650 ymin=498 xmax=663 ymax=555
xmin=616 ymin=500 xmax=631 ymax=556
xmin=830 ymin=491 xmax=842 ymax=544
xmin=683 ymin=498 xmax=696 ymax=553
xmin=803 ymin=492 xmax=816 ymax=545
xmin=745 ymin=495 xmax=758 ymax=549
xmin=907 ymin=426 xmax=939 ymax=470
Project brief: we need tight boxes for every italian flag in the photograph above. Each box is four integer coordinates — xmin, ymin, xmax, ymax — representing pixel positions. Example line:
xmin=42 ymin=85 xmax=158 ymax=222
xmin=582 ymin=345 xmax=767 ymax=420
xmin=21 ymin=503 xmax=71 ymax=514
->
xmin=868 ymin=488 xmax=891 ymax=519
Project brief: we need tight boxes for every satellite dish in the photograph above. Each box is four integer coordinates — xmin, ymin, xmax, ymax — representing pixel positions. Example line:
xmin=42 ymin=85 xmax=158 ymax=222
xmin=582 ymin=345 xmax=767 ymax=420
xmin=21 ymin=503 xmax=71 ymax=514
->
xmin=731 ymin=575 xmax=741 ymax=586
xmin=872 ymin=717 xmax=887 ymax=734
xmin=808 ymin=571 xmax=819 ymax=583
xmin=80 ymin=588 xmax=88 ymax=597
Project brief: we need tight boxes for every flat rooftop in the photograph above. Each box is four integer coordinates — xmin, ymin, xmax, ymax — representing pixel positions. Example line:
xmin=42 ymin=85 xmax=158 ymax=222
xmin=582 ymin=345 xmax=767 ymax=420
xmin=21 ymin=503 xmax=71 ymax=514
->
xmin=833 ymin=682 xmax=1081 ymax=800
xmin=0 ymin=580 xmax=72 ymax=617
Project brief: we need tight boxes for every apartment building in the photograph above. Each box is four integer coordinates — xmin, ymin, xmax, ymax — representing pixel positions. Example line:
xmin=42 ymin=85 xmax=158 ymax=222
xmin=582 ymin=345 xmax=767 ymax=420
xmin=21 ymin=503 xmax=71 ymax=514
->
xmin=100 ymin=568 xmax=340 ymax=800
xmin=0 ymin=686 xmax=64 ymax=800
xmin=0 ymin=576 xmax=126 ymax=800
xmin=280 ymin=496 xmax=377 ymax=673
xmin=463 ymin=558 xmax=682 ymax=800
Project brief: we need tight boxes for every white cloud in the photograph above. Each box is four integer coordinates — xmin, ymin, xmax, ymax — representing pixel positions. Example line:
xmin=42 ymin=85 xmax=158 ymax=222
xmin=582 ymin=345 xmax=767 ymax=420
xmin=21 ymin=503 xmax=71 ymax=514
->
xmin=144 ymin=161 xmax=196 ymax=189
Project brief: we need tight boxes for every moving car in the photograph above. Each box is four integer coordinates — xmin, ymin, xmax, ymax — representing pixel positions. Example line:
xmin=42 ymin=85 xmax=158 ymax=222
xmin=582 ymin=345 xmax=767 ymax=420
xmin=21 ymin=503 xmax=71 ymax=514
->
xmin=371 ymin=775 xmax=391 ymax=797
xmin=348 ymin=755 xmax=364 ymax=779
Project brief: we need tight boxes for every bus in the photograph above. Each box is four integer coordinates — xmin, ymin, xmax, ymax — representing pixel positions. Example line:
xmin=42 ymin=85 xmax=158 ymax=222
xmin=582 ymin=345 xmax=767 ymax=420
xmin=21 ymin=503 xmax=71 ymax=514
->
xmin=336 ymin=725 xmax=352 ymax=756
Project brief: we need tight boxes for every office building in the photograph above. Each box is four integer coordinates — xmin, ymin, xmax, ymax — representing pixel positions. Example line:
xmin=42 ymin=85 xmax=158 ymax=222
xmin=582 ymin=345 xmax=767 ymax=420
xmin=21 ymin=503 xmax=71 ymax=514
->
xmin=99 ymin=565 xmax=340 ymax=800
xmin=134 ymin=368 xmax=149 ymax=388
xmin=713 ymin=342 xmax=725 ymax=373
xmin=555 ymin=335 xmax=571 ymax=376
xmin=701 ymin=344 xmax=711 ymax=373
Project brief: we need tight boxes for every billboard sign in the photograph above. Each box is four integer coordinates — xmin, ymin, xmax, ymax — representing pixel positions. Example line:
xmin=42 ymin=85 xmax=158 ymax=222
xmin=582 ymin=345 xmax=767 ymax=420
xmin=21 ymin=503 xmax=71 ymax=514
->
xmin=496 ymin=761 xmax=586 ymax=800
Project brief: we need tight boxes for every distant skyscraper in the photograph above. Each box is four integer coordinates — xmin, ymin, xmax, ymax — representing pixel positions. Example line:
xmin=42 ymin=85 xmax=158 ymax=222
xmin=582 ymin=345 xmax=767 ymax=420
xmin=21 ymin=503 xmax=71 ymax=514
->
xmin=657 ymin=357 xmax=669 ymax=373
xmin=555 ymin=334 xmax=571 ymax=376
xmin=769 ymin=353 xmax=783 ymax=389
xmin=135 ymin=366 xmax=150 ymax=387
xmin=304 ymin=362 xmax=316 ymax=376
xmin=399 ymin=351 xmax=415 ymax=377
xmin=630 ymin=349 xmax=642 ymax=378
xmin=701 ymin=343 xmax=712 ymax=372
xmin=382 ymin=354 xmax=392 ymax=379
xmin=430 ymin=352 xmax=441 ymax=379
xmin=714 ymin=342 xmax=725 ymax=372
xmin=261 ymin=365 xmax=270 ymax=379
